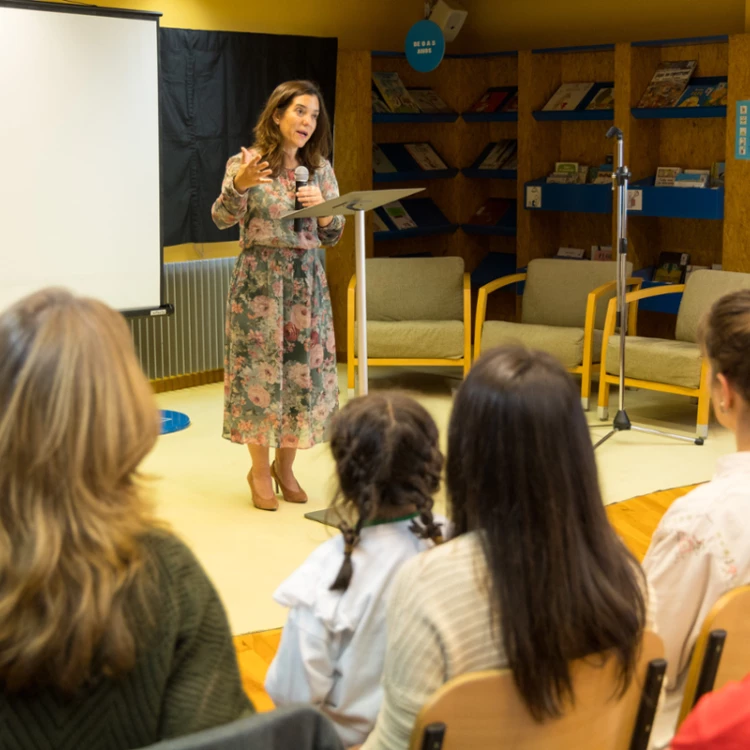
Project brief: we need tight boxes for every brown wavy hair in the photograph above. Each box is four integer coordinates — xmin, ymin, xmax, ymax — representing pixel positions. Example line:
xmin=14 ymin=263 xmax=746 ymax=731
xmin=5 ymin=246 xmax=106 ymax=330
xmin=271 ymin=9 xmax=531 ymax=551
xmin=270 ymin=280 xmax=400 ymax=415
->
xmin=0 ymin=288 xmax=161 ymax=693
xmin=447 ymin=346 xmax=647 ymax=721
xmin=328 ymin=393 xmax=444 ymax=592
xmin=252 ymin=79 xmax=332 ymax=178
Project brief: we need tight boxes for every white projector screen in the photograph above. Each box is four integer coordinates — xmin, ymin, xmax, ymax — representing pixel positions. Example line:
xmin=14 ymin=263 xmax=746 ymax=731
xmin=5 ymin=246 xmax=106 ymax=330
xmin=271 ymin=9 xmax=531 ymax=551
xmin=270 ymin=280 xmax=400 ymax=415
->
xmin=0 ymin=2 xmax=162 ymax=315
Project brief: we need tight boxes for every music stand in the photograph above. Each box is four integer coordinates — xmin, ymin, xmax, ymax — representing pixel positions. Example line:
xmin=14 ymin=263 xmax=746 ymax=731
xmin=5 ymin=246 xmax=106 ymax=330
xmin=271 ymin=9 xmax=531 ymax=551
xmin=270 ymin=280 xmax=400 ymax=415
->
xmin=283 ymin=187 xmax=423 ymax=395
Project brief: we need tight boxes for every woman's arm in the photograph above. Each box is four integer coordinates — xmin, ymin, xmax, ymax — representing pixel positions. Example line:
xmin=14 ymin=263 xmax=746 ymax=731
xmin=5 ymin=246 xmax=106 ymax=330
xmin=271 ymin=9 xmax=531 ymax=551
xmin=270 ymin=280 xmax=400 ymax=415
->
xmin=317 ymin=160 xmax=345 ymax=246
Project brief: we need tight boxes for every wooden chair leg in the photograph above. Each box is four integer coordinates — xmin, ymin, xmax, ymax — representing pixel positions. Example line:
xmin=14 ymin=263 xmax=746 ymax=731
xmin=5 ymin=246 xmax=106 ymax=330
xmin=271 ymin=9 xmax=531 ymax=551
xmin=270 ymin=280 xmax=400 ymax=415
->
xmin=581 ymin=363 xmax=595 ymax=411
xmin=598 ymin=376 xmax=611 ymax=421
xmin=348 ymin=356 xmax=356 ymax=391
xmin=697 ymin=361 xmax=711 ymax=439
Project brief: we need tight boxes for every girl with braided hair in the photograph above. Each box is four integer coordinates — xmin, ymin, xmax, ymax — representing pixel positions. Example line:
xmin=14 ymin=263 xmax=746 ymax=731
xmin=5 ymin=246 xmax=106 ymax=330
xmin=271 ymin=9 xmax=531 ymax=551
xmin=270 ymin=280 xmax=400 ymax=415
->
xmin=265 ymin=392 xmax=445 ymax=747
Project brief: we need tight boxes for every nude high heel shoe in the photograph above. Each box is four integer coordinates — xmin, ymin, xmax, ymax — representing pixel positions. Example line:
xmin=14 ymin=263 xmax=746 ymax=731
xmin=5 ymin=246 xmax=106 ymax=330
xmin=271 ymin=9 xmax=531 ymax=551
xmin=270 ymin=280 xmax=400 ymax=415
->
xmin=270 ymin=461 xmax=308 ymax=504
xmin=247 ymin=469 xmax=279 ymax=511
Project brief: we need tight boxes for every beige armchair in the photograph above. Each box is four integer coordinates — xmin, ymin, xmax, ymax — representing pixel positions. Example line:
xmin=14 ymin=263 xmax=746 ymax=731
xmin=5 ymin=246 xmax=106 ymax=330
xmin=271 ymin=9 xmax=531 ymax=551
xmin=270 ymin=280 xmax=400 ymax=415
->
xmin=347 ymin=257 xmax=471 ymax=390
xmin=598 ymin=269 xmax=750 ymax=439
xmin=475 ymin=258 xmax=640 ymax=409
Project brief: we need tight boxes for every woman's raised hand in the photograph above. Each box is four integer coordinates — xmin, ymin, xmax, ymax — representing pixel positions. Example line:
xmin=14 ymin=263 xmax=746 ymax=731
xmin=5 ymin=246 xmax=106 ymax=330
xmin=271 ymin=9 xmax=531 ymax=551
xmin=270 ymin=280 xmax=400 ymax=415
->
xmin=233 ymin=147 xmax=272 ymax=193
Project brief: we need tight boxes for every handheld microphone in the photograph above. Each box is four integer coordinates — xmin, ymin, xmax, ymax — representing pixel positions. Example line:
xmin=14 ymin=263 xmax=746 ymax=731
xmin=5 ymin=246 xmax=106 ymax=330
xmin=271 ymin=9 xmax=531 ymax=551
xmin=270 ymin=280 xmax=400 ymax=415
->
xmin=294 ymin=166 xmax=309 ymax=233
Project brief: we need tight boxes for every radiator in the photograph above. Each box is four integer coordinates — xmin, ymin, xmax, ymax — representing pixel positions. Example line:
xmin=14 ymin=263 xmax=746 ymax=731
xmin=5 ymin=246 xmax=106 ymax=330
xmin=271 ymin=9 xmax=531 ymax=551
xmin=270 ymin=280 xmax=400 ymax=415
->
xmin=128 ymin=258 xmax=235 ymax=380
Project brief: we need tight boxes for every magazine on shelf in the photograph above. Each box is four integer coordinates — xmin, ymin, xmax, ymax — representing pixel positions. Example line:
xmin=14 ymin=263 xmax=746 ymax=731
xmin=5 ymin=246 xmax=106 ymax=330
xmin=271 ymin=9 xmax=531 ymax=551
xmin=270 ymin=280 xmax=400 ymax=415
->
xmin=674 ymin=172 xmax=708 ymax=188
xmin=676 ymin=85 xmax=709 ymax=107
xmin=372 ymin=89 xmax=391 ymax=113
xmin=372 ymin=72 xmax=419 ymax=113
xmin=468 ymin=89 xmax=510 ymax=113
xmin=468 ymin=198 xmax=513 ymax=226
xmin=372 ymin=211 xmax=390 ymax=232
xmin=700 ymin=81 xmax=728 ymax=106
xmin=404 ymin=143 xmax=448 ymax=170
xmin=478 ymin=140 xmax=517 ymax=170
xmin=711 ymin=161 xmax=725 ymax=187
xmin=407 ymin=88 xmax=452 ymax=113
xmin=586 ymin=87 xmax=614 ymax=110
xmin=555 ymin=162 xmax=579 ymax=174
xmin=591 ymin=245 xmax=613 ymax=261
xmin=502 ymin=151 xmax=518 ymax=170
xmin=502 ymin=91 xmax=519 ymax=111
xmin=372 ymin=143 xmax=397 ymax=173
xmin=653 ymin=251 xmax=690 ymax=283
xmin=383 ymin=201 xmax=417 ymax=230
xmin=655 ymin=167 xmax=683 ymax=187
xmin=542 ymin=82 xmax=594 ymax=111
xmin=556 ymin=247 xmax=586 ymax=259
xmin=637 ymin=60 xmax=697 ymax=108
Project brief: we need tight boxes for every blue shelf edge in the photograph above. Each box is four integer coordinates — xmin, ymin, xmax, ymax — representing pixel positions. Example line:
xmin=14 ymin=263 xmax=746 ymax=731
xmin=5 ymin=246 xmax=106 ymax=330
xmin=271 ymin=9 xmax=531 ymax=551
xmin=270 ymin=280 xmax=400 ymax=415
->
xmin=632 ymin=270 xmax=683 ymax=314
xmin=461 ymin=167 xmax=517 ymax=180
xmin=532 ymin=43 xmax=615 ymax=54
xmin=461 ymin=224 xmax=517 ymax=237
xmin=373 ymin=168 xmax=458 ymax=183
xmin=632 ymin=106 xmax=726 ymax=120
xmin=524 ymin=180 xmax=613 ymax=214
xmin=373 ymin=112 xmax=459 ymax=124
xmin=629 ymin=178 xmax=724 ymax=220
xmin=374 ymin=224 xmax=459 ymax=241
xmin=461 ymin=111 xmax=518 ymax=123
xmin=632 ymin=35 xmax=728 ymax=48
xmin=533 ymin=109 xmax=614 ymax=121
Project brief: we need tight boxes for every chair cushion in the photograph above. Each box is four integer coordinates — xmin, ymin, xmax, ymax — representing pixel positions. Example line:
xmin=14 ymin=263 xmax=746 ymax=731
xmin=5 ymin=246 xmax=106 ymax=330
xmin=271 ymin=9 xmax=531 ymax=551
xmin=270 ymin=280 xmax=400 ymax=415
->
xmin=676 ymin=270 xmax=750 ymax=343
xmin=522 ymin=258 xmax=632 ymax=330
xmin=480 ymin=321 xmax=603 ymax=369
xmin=364 ymin=257 xmax=464 ymax=322
xmin=354 ymin=320 xmax=464 ymax=359
xmin=605 ymin=336 xmax=702 ymax=389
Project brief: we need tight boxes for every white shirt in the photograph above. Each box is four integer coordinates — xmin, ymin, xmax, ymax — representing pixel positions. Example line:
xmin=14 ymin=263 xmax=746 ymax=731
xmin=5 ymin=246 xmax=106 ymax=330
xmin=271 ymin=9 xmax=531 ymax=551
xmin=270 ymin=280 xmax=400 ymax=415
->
xmin=265 ymin=516 xmax=443 ymax=748
xmin=643 ymin=452 xmax=750 ymax=749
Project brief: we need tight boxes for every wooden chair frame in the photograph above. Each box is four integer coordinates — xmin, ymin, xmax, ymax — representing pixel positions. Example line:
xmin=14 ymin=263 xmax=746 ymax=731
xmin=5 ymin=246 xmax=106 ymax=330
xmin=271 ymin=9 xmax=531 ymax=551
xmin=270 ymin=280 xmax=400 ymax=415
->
xmin=677 ymin=584 xmax=750 ymax=727
xmin=597 ymin=285 xmax=711 ymax=439
xmin=347 ymin=272 xmax=472 ymax=391
xmin=474 ymin=273 xmax=642 ymax=410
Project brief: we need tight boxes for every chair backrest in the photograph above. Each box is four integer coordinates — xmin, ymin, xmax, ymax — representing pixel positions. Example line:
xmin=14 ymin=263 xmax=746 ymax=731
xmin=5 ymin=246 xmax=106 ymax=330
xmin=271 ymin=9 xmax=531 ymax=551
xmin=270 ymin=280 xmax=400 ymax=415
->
xmin=676 ymin=270 xmax=750 ymax=343
xmin=678 ymin=585 xmax=750 ymax=725
xmin=409 ymin=630 xmax=665 ymax=750
xmin=521 ymin=259 xmax=632 ymax=329
xmin=364 ymin=257 xmax=464 ymax=322
xmin=135 ymin=706 xmax=344 ymax=750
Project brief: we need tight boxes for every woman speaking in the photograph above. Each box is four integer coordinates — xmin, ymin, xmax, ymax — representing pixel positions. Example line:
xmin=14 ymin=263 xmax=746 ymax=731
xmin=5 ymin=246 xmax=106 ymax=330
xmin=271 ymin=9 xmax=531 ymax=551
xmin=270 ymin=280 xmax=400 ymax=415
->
xmin=212 ymin=80 xmax=344 ymax=512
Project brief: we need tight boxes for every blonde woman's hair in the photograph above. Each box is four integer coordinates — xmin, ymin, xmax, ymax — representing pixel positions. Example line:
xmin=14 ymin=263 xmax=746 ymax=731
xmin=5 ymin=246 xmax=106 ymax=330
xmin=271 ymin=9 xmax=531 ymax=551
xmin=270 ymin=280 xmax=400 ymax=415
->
xmin=252 ymin=79 xmax=332 ymax=178
xmin=0 ymin=288 xmax=161 ymax=693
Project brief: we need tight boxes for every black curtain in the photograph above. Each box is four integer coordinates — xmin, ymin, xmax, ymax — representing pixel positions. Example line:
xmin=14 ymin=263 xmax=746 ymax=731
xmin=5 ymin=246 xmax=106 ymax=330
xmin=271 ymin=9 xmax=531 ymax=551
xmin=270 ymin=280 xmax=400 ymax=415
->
xmin=159 ymin=28 xmax=338 ymax=246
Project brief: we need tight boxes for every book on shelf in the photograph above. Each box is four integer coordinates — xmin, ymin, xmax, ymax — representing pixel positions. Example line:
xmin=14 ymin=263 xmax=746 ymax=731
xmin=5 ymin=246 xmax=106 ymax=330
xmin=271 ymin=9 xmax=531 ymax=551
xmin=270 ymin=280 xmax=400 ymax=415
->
xmin=372 ymin=89 xmax=391 ymax=113
xmin=372 ymin=72 xmax=419 ymax=114
xmin=589 ymin=165 xmax=613 ymax=184
xmin=468 ymin=89 xmax=510 ymax=113
xmin=502 ymin=91 xmax=519 ymax=111
xmin=653 ymin=251 xmax=690 ymax=283
xmin=478 ymin=140 xmax=517 ymax=170
xmin=383 ymin=201 xmax=417 ymax=230
xmin=701 ymin=81 xmax=728 ymax=106
xmin=637 ymin=60 xmax=697 ymax=108
xmin=404 ymin=142 xmax=448 ymax=171
xmin=547 ymin=173 xmax=577 ymax=184
xmin=655 ymin=166 xmax=683 ymax=187
xmin=591 ymin=245 xmax=613 ymax=261
xmin=556 ymin=247 xmax=586 ymax=259
xmin=711 ymin=161 xmax=725 ymax=187
xmin=372 ymin=143 xmax=397 ymax=173
xmin=586 ymin=87 xmax=614 ymax=110
xmin=372 ymin=211 xmax=390 ymax=232
xmin=468 ymin=198 xmax=513 ymax=226
xmin=674 ymin=172 xmax=709 ymax=188
xmin=407 ymin=88 xmax=453 ymax=113
xmin=676 ymin=84 xmax=710 ymax=108
xmin=542 ymin=82 xmax=594 ymax=111
xmin=555 ymin=161 xmax=579 ymax=174
xmin=502 ymin=151 xmax=518 ymax=170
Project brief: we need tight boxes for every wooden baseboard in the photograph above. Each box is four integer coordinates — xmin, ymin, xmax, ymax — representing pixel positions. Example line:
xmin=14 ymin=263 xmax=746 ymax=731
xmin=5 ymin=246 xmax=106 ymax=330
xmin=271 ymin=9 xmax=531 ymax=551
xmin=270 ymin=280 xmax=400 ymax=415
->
xmin=151 ymin=368 xmax=223 ymax=394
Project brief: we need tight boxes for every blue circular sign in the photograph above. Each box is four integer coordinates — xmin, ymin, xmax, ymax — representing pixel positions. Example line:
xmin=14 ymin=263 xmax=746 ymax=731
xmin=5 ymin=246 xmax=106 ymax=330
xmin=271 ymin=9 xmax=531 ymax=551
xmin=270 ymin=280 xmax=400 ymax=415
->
xmin=405 ymin=20 xmax=445 ymax=73
xmin=160 ymin=409 xmax=191 ymax=435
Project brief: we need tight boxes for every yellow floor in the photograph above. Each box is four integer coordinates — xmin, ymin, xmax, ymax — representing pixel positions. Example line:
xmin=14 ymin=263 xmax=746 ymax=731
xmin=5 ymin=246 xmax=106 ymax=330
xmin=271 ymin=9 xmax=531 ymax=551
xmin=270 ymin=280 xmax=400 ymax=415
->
xmin=234 ymin=482 xmax=696 ymax=711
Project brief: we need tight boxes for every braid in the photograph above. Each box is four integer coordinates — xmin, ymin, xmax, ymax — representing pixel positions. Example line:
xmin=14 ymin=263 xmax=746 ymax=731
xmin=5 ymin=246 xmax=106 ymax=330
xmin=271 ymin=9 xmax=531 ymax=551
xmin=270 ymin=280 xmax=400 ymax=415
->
xmin=330 ymin=485 xmax=376 ymax=591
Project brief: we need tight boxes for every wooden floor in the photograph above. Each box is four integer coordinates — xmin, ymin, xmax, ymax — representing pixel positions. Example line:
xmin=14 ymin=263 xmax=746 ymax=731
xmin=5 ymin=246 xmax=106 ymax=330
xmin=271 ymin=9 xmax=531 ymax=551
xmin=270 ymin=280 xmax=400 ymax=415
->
xmin=233 ymin=483 xmax=698 ymax=711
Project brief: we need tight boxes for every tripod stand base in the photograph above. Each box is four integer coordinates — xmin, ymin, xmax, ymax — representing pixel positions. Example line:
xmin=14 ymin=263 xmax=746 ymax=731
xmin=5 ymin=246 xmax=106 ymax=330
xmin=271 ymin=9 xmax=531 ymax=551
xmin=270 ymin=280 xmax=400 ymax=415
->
xmin=593 ymin=417 xmax=705 ymax=448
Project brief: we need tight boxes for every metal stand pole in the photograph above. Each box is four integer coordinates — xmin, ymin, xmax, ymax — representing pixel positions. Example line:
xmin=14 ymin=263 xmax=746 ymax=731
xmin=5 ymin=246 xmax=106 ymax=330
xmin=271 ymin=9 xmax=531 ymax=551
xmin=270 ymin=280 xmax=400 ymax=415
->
xmin=594 ymin=127 xmax=703 ymax=448
xmin=354 ymin=209 xmax=368 ymax=396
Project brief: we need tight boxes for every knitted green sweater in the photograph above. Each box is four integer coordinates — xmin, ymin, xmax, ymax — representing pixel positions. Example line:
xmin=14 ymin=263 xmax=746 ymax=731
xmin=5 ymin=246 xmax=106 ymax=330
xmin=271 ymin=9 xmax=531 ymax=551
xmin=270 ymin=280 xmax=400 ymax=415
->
xmin=0 ymin=531 xmax=254 ymax=750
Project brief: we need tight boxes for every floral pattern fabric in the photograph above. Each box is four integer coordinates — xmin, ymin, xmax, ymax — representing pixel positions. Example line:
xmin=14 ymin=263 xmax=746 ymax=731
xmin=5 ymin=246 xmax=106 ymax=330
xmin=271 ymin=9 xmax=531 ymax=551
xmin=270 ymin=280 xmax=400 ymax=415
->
xmin=211 ymin=151 xmax=344 ymax=448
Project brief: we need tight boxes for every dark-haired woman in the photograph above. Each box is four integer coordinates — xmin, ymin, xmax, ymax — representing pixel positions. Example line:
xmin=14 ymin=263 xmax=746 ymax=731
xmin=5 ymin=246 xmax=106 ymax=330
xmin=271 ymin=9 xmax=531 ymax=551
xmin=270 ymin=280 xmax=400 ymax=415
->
xmin=265 ymin=393 xmax=444 ymax=747
xmin=644 ymin=289 xmax=750 ymax=749
xmin=361 ymin=346 xmax=650 ymax=750
xmin=212 ymin=80 xmax=344 ymax=511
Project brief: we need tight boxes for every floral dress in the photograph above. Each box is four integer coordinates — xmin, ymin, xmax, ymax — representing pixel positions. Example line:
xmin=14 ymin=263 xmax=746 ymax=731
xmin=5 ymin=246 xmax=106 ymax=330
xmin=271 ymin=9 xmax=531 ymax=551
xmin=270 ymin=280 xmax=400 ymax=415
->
xmin=211 ymin=151 xmax=345 ymax=449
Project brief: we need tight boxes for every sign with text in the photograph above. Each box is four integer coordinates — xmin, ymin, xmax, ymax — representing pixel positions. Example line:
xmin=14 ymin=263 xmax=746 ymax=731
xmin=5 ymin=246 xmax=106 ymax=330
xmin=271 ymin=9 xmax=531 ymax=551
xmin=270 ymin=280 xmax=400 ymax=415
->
xmin=405 ymin=20 xmax=445 ymax=73
xmin=736 ymin=101 xmax=750 ymax=159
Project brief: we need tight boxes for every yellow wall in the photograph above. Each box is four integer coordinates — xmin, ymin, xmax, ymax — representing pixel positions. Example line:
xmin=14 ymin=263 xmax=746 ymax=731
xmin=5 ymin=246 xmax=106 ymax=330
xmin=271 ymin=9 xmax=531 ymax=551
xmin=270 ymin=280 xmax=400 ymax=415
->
xmin=461 ymin=0 xmax=745 ymax=52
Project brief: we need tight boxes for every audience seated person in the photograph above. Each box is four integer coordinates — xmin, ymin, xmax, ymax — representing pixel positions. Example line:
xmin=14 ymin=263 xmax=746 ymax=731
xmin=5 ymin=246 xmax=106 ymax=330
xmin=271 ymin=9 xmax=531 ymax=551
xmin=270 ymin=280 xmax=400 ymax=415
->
xmin=0 ymin=289 xmax=252 ymax=750
xmin=644 ymin=289 xmax=750 ymax=749
xmin=265 ymin=393 xmax=445 ymax=747
xmin=361 ymin=346 xmax=650 ymax=749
